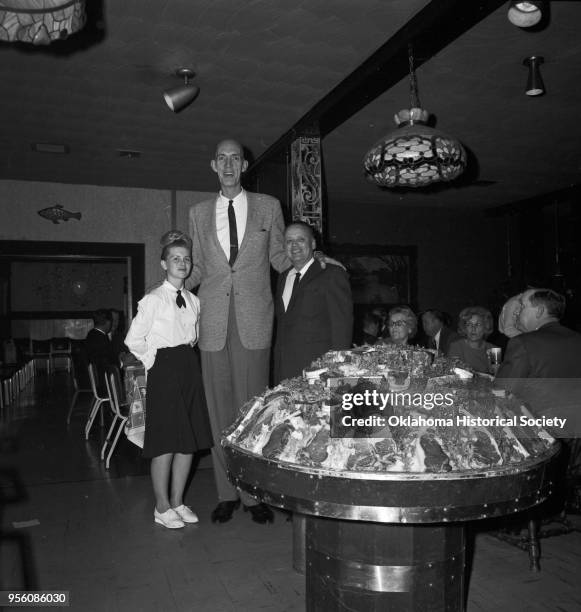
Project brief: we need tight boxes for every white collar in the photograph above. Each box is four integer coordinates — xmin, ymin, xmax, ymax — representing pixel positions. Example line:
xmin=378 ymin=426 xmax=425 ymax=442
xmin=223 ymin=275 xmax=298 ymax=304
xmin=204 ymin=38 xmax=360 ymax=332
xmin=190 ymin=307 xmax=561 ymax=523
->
xmin=219 ymin=189 xmax=245 ymax=206
xmin=293 ymin=257 xmax=315 ymax=277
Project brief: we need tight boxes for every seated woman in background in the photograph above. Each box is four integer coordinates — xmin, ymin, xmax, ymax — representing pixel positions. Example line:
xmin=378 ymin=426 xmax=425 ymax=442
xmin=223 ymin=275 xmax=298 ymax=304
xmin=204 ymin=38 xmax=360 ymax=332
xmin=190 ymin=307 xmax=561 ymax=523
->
xmin=447 ymin=306 xmax=498 ymax=373
xmin=380 ymin=305 xmax=417 ymax=346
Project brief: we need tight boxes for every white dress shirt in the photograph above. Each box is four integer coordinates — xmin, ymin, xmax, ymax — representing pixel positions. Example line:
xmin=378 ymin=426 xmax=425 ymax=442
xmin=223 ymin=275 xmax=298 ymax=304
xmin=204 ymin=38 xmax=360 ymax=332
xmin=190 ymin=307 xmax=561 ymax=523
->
xmin=282 ymin=257 xmax=315 ymax=311
xmin=434 ymin=329 xmax=441 ymax=351
xmin=216 ymin=190 xmax=248 ymax=260
xmin=125 ymin=280 xmax=200 ymax=370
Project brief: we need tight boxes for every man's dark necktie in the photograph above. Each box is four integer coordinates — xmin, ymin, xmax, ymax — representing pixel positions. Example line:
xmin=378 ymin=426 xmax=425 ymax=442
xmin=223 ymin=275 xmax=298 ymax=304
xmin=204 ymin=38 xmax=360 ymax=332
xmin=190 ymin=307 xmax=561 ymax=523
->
xmin=228 ymin=199 xmax=238 ymax=265
xmin=176 ymin=289 xmax=186 ymax=309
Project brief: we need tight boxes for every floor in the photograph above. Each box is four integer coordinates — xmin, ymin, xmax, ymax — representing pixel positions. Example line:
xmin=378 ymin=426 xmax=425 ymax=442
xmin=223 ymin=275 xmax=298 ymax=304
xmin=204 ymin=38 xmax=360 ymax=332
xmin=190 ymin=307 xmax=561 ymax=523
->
xmin=1 ymin=370 xmax=580 ymax=612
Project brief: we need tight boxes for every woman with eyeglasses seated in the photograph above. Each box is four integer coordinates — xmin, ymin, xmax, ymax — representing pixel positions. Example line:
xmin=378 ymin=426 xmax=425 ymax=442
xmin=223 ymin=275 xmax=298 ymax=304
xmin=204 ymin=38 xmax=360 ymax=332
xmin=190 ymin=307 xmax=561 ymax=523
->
xmin=379 ymin=305 xmax=417 ymax=346
xmin=446 ymin=306 xmax=499 ymax=373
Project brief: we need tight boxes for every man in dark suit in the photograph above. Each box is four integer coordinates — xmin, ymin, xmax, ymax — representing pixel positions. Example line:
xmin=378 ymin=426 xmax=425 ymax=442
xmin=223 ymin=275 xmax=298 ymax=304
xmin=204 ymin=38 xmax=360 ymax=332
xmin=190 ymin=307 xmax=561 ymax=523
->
xmin=495 ymin=288 xmax=581 ymax=437
xmin=273 ymin=222 xmax=353 ymax=383
xmin=420 ymin=309 xmax=459 ymax=355
xmin=85 ymin=309 xmax=117 ymax=392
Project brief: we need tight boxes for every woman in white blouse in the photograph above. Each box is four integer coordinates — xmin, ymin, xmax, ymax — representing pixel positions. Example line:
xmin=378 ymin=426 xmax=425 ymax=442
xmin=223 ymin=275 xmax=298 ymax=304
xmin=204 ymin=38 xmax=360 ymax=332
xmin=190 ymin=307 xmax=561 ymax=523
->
xmin=125 ymin=231 xmax=212 ymax=529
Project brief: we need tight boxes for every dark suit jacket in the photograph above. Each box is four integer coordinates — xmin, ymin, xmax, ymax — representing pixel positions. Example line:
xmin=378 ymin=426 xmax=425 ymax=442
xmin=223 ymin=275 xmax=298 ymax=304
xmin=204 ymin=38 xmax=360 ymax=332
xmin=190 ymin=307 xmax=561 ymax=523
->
xmin=85 ymin=328 xmax=117 ymax=368
xmin=495 ymin=322 xmax=581 ymax=436
xmin=273 ymin=261 xmax=353 ymax=383
xmin=421 ymin=326 xmax=459 ymax=354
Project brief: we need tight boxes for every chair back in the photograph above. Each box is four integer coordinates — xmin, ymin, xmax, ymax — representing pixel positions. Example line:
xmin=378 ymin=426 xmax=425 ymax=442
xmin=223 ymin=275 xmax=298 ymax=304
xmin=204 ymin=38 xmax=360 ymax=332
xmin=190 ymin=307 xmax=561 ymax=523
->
xmin=104 ymin=366 xmax=125 ymax=417
xmin=71 ymin=346 xmax=90 ymax=390
xmin=87 ymin=363 xmax=100 ymax=397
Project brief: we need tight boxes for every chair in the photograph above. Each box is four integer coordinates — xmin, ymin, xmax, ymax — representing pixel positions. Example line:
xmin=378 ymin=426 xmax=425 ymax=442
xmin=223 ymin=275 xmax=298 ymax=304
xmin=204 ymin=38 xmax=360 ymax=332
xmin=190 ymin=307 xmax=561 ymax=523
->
xmin=30 ymin=339 xmax=52 ymax=375
xmin=85 ymin=363 xmax=110 ymax=440
xmin=101 ymin=366 xmax=129 ymax=469
xmin=50 ymin=338 xmax=72 ymax=373
xmin=66 ymin=351 xmax=92 ymax=425
xmin=492 ymin=439 xmax=581 ymax=571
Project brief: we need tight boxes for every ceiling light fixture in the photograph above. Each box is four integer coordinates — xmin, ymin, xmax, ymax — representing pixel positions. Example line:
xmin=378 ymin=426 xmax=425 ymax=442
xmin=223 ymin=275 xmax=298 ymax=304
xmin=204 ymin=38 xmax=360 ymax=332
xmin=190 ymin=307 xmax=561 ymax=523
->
xmin=163 ymin=68 xmax=199 ymax=113
xmin=363 ymin=44 xmax=466 ymax=189
xmin=507 ymin=1 xmax=543 ymax=28
xmin=0 ymin=0 xmax=86 ymax=45
xmin=524 ymin=56 xmax=545 ymax=96
xmin=32 ymin=142 xmax=69 ymax=154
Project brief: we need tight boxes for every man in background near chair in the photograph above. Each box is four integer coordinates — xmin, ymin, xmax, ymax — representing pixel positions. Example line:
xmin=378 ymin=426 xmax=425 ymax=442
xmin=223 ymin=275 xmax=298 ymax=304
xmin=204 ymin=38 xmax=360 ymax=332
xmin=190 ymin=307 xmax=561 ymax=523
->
xmin=84 ymin=309 xmax=118 ymax=392
xmin=494 ymin=288 xmax=581 ymax=438
xmin=421 ymin=309 xmax=459 ymax=354
xmin=273 ymin=222 xmax=353 ymax=383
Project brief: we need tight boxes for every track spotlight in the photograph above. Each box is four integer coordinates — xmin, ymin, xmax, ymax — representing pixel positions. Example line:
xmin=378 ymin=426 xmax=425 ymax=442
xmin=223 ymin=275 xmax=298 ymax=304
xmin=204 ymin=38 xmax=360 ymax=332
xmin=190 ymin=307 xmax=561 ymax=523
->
xmin=523 ymin=56 xmax=545 ymax=96
xmin=507 ymin=1 xmax=543 ymax=28
xmin=163 ymin=68 xmax=199 ymax=112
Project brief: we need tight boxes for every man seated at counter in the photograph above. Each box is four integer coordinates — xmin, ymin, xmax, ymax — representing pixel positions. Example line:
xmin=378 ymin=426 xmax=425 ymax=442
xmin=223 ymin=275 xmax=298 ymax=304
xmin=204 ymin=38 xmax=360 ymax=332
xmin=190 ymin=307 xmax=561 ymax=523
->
xmin=494 ymin=288 xmax=581 ymax=438
xmin=84 ymin=309 xmax=118 ymax=391
xmin=421 ymin=309 xmax=459 ymax=354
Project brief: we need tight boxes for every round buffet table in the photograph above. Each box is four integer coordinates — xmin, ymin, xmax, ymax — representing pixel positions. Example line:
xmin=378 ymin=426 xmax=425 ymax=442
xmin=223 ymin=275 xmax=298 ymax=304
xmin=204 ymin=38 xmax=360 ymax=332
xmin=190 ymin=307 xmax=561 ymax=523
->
xmin=223 ymin=440 xmax=559 ymax=611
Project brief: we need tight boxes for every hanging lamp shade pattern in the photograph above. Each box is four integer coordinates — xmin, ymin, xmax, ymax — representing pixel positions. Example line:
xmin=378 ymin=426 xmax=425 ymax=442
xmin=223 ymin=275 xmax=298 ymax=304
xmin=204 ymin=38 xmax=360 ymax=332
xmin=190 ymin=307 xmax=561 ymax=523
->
xmin=0 ymin=0 xmax=86 ymax=45
xmin=363 ymin=107 xmax=467 ymax=188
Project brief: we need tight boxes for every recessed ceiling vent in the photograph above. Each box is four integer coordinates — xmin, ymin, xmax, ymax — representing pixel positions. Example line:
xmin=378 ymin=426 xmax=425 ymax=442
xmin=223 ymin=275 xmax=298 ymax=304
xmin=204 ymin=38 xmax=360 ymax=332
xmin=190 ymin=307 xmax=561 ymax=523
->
xmin=32 ymin=143 xmax=69 ymax=154
xmin=117 ymin=149 xmax=141 ymax=159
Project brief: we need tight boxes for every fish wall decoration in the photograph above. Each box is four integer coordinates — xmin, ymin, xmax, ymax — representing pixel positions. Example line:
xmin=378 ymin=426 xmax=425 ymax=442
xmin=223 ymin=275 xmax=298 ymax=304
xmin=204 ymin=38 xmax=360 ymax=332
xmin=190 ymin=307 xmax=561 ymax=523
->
xmin=37 ymin=204 xmax=82 ymax=224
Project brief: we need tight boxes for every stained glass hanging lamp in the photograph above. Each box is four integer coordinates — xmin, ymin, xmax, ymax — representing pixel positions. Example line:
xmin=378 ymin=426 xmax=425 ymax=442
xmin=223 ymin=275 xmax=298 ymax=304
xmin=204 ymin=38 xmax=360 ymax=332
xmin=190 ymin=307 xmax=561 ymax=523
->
xmin=0 ymin=0 xmax=86 ymax=46
xmin=363 ymin=44 xmax=467 ymax=188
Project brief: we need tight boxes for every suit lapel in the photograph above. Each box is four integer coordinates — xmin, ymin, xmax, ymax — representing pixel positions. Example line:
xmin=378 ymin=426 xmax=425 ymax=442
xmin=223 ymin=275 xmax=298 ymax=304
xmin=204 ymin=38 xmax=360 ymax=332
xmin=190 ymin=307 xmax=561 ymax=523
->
xmin=236 ymin=191 xmax=259 ymax=260
xmin=277 ymin=267 xmax=292 ymax=314
xmin=203 ymin=195 xmax=228 ymax=265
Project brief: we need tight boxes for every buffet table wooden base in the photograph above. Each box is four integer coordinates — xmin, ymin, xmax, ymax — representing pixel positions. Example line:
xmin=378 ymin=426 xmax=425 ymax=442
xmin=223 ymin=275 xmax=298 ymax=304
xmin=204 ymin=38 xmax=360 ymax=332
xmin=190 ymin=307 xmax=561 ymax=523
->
xmin=305 ymin=516 xmax=465 ymax=612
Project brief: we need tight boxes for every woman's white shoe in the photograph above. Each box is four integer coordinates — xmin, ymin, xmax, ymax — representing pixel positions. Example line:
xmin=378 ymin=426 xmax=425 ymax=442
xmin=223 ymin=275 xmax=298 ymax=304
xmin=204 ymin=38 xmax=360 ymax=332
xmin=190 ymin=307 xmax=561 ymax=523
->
xmin=154 ymin=508 xmax=185 ymax=529
xmin=172 ymin=504 xmax=199 ymax=523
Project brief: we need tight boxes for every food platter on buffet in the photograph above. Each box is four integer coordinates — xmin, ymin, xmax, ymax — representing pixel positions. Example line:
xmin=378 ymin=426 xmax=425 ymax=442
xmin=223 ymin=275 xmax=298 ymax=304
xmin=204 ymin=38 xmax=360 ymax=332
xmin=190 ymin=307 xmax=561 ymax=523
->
xmin=223 ymin=344 xmax=559 ymax=523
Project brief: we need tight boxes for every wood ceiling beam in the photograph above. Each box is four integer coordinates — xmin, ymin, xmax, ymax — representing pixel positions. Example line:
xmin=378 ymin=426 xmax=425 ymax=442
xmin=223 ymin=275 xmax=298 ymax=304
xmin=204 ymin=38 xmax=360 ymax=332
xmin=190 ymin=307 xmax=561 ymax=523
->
xmin=246 ymin=0 xmax=506 ymax=177
xmin=485 ymin=184 xmax=581 ymax=217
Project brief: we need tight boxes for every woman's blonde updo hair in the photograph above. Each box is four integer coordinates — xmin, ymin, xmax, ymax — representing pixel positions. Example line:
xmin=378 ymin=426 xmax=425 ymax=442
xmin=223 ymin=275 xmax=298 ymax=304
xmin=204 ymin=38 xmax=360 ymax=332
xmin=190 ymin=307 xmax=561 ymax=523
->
xmin=160 ymin=229 xmax=192 ymax=260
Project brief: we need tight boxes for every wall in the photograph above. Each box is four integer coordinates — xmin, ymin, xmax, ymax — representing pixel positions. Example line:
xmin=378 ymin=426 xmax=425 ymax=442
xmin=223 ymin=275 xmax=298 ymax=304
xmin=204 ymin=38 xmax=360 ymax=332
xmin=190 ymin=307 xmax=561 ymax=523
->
xmin=328 ymin=202 xmax=507 ymax=322
xmin=0 ymin=180 xmax=214 ymax=292
xmin=11 ymin=260 xmax=126 ymax=311
xmin=0 ymin=179 xmax=507 ymax=325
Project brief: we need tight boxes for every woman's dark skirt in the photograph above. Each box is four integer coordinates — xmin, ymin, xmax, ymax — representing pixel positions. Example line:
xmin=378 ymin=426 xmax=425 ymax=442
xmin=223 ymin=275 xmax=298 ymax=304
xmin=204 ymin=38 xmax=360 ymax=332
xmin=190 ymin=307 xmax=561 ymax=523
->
xmin=143 ymin=344 xmax=213 ymax=459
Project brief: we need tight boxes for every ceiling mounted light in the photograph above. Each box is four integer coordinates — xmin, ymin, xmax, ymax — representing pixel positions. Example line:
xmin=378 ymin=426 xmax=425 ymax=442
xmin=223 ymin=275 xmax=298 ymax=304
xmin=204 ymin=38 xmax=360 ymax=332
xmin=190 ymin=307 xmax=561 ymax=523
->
xmin=163 ymin=68 xmax=199 ymax=113
xmin=507 ymin=1 xmax=543 ymax=28
xmin=524 ymin=56 xmax=545 ymax=96
xmin=363 ymin=44 xmax=466 ymax=189
xmin=0 ymin=0 xmax=86 ymax=45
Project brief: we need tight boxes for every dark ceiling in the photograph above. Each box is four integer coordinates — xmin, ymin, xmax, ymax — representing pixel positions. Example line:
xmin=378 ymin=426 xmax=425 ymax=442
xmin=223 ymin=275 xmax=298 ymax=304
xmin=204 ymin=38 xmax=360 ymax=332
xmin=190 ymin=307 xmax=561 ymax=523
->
xmin=0 ymin=0 xmax=579 ymax=211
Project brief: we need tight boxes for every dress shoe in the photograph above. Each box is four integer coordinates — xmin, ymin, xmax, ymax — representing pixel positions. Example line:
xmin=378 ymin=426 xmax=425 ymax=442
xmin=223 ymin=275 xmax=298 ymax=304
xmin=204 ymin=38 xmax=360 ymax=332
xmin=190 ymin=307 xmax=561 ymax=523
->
xmin=244 ymin=502 xmax=274 ymax=524
xmin=211 ymin=500 xmax=240 ymax=523
xmin=154 ymin=508 xmax=185 ymax=529
xmin=172 ymin=504 xmax=199 ymax=524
